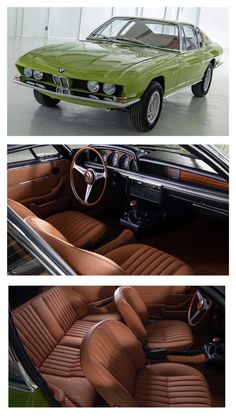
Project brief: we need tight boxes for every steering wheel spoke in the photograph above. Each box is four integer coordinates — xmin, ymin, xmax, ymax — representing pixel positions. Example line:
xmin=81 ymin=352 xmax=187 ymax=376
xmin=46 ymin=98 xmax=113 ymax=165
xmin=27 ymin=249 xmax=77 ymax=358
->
xmin=190 ymin=309 xmax=201 ymax=323
xmin=73 ymin=162 xmax=86 ymax=176
xmin=95 ymin=170 xmax=106 ymax=181
xmin=188 ymin=290 xmax=212 ymax=327
xmin=70 ymin=146 xmax=108 ymax=207
xmin=84 ymin=183 xmax=93 ymax=204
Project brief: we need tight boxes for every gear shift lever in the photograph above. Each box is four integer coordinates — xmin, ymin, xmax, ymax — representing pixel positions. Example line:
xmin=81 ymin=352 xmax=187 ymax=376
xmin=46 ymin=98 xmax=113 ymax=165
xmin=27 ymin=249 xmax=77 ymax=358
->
xmin=130 ymin=200 xmax=138 ymax=219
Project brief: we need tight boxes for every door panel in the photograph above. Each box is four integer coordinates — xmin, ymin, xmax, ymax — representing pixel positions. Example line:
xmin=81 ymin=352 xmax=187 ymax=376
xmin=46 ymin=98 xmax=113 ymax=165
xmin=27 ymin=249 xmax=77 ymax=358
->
xmin=178 ymin=49 xmax=204 ymax=86
xmin=72 ymin=286 xmax=118 ymax=316
xmin=134 ymin=286 xmax=194 ymax=320
xmin=8 ymin=160 xmax=72 ymax=218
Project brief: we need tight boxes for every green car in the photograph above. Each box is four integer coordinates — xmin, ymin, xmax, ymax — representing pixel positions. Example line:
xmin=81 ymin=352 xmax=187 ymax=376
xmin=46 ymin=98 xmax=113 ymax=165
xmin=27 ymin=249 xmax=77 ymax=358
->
xmin=13 ymin=17 xmax=223 ymax=132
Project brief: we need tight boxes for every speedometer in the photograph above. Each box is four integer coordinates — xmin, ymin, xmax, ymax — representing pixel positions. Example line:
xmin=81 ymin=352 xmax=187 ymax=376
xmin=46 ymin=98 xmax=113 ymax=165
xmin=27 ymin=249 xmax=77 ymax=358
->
xmin=120 ymin=154 xmax=130 ymax=170
xmin=100 ymin=150 xmax=108 ymax=163
xmin=109 ymin=152 xmax=119 ymax=167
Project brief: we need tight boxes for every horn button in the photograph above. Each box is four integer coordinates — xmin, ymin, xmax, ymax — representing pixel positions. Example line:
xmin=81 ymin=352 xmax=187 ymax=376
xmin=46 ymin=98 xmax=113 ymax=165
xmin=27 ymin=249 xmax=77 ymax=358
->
xmin=84 ymin=169 xmax=95 ymax=184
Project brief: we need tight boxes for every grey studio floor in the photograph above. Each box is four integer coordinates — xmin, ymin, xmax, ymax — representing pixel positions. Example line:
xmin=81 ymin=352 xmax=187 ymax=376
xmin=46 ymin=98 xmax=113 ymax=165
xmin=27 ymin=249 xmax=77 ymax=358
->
xmin=7 ymin=36 xmax=229 ymax=136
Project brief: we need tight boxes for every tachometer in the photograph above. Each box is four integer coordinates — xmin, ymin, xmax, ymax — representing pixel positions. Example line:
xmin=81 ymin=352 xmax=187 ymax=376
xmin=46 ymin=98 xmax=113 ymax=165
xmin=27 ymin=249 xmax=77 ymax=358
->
xmin=109 ymin=152 xmax=119 ymax=167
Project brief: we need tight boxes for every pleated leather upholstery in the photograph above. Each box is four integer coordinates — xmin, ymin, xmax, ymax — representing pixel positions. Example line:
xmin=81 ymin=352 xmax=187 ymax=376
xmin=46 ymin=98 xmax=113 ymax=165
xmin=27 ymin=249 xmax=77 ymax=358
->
xmin=46 ymin=210 xmax=107 ymax=248
xmin=135 ymin=363 xmax=212 ymax=407
xmin=81 ymin=320 xmax=212 ymax=407
xmin=13 ymin=286 xmax=119 ymax=406
xmin=146 ymin=320 xmax=194 ymax=350
xmin=115 ymin=286 xmax=193 ymax=351
xmin=106 ymin=244 xmax=194 ymax=275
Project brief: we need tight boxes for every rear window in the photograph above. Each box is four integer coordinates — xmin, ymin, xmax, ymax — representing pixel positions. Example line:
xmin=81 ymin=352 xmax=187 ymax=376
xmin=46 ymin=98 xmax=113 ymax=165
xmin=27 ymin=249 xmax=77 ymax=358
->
xmin=7 ymin=145 xmax=60 ymax=165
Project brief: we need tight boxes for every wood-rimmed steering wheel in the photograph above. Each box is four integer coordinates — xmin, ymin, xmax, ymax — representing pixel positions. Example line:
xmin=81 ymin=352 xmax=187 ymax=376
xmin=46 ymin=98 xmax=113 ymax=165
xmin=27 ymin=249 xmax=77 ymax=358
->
xmin=188 ymin=290 xmax=212 ymax=327
xmin=70 ymin=146 xmax=107 ymax=207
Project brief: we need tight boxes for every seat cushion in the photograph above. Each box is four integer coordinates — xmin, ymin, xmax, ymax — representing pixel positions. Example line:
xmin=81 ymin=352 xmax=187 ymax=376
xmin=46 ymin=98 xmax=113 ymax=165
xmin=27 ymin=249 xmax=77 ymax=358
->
xmin=106 ymin=244 xmax=194 ymax=275
xmin=146 ymin=319 xmax=194 ymax=350
xmin=135 ymin=363 xmax=212 ymax=407
xmin=46 ymin=210 xmax=107 ymax=248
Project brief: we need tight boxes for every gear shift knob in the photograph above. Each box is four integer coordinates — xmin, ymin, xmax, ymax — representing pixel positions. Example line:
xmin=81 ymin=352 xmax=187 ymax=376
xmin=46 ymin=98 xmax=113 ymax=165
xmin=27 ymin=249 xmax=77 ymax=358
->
xmin=212 ymin=337 xmax=220 ymax=344
xmin=130 ymin=199 xmax=138 ymax=209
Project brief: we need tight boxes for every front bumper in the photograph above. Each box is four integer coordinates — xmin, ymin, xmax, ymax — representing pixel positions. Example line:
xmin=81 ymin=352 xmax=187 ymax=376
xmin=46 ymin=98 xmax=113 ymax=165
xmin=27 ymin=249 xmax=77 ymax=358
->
xmin=13 ymin=75 xmax=140 ymax=109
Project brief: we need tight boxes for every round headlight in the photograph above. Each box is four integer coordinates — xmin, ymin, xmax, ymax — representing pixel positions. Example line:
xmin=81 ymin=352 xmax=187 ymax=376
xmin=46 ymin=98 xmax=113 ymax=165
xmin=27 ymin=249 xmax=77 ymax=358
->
xmin=103 ymin=83 xmax=116 ymax=95
xmin=87 ymin=81 xmax=100 ymax=93
xmin=23 ymin=68 xmax=33 ymax=78
xmin=33 ymin=70 xmax=43 ymax=80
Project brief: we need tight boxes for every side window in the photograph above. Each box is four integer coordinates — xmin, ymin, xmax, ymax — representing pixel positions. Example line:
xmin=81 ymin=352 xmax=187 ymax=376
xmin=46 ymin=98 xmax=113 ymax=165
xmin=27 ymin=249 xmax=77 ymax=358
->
xmin=196 ymin=28 xmax=204 ymax=47
xmin=182 ymin=25 xmax=199 ymax=51
xmin=7 ymin=145 xmax=60 ymax=165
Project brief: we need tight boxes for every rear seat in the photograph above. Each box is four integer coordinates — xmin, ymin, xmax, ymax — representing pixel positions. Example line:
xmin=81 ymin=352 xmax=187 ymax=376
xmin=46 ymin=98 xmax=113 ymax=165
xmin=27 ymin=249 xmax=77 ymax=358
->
xmin=12 ymin=286 xmax=120 ymax=407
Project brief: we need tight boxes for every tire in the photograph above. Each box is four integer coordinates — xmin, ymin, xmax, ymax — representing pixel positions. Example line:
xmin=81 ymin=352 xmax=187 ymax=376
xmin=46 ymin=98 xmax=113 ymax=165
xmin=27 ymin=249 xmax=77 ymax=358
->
xmin=33 ymin=90 xmax=61 ymax=107
xmin=130 ymin=81 xmax=163 ymax=132
xmin=191 ymin=63 xmax=213 ymax=97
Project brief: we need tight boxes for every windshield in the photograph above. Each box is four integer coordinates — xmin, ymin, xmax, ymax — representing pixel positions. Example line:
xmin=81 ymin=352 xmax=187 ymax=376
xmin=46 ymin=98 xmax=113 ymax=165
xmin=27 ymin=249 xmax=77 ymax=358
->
xmin=88 ymin=18 xmax=180 ymax=50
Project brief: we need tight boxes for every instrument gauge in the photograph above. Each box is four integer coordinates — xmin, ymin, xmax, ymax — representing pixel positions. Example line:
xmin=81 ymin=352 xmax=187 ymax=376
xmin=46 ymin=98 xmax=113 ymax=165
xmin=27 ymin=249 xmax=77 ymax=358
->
xmin=109 ymin=152 xmax=119 ymax=167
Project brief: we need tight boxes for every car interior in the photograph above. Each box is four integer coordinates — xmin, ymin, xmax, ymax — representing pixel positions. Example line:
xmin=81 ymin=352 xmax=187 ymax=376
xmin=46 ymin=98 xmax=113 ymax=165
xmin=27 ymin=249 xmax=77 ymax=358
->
xmin=9 ymin=285 xmax=225 ymax=407
xmin=7 ymin=144 xmax=229 ymax=275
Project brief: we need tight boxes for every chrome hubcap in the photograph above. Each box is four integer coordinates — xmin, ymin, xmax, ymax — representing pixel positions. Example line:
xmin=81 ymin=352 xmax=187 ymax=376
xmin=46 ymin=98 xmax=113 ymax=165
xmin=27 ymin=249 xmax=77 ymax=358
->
xmin=147 ymin=91 xmax=160 ymax=124
xmin=204 ymin=67 xmax=212 ymax=92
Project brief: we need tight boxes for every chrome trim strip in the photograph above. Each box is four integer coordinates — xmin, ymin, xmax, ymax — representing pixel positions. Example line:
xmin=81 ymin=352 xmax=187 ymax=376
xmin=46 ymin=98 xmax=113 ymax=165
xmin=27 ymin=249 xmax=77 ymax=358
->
xmin=9 ymin=347 xmax=38 ymax=393
xmin=13 ymin=77 xmax=140 ymax=109
xmin=164 ymin=79 xmax=202 ymax=99
xmin=8 ymin=219 xmax=66 ymax=275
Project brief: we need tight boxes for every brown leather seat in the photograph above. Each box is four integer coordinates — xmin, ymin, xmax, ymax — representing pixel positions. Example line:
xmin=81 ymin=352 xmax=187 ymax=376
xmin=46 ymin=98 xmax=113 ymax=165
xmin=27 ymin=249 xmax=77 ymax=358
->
xmin=13 ymin=286 xmax=121 ymax=407
xmin=8 ymin=198 xmax=193 ymax=275
xmin=105 ymin=244 xmax=193 ymax=275
xmin=81 ymin=320 xmax=212 ymax=407
xmin=8 ymin=198 xmax=107 ymax=249
xmin=114 ymin=286 xmax=193 ymax=350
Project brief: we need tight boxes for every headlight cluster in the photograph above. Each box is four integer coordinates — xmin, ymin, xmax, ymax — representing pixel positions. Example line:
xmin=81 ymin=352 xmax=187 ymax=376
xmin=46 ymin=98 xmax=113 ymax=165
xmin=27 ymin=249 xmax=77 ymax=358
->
xmin=23 ymin=68 xmax=43 ymax=80
xmin=87 ymin=80 xmax=116 ymax=95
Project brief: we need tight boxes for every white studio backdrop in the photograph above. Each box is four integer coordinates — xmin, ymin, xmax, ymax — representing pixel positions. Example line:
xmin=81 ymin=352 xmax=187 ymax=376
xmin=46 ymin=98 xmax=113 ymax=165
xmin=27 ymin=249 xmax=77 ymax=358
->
xmin=7 ymin=7 xmax=228 ymax=48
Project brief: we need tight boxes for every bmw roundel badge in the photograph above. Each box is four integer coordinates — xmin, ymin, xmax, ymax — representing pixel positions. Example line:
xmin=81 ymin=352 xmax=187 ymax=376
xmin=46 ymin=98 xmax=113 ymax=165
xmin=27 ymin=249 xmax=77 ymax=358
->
xmin=58 ymin=68 xmax=65 ymax=73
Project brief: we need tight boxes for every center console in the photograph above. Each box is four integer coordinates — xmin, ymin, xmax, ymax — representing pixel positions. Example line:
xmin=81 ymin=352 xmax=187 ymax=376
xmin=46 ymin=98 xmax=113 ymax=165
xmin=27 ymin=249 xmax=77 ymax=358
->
xmin=203 ymin=338 xmax=225 ymax=369
xmin=145 ymin=337 xmax=225 ymax=370
xmin=120 ymin=199 xmax=165 ymax=236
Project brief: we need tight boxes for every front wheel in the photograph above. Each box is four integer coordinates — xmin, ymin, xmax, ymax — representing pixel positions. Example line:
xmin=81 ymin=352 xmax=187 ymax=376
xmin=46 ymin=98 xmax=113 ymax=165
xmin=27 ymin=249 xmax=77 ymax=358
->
xmin=191 ymin=63 xmax=213 ymax=97
xmin=33 ymin=90 xmax=61 ymax=107
xmin=130 ymin=81 xmax=163 ymax=132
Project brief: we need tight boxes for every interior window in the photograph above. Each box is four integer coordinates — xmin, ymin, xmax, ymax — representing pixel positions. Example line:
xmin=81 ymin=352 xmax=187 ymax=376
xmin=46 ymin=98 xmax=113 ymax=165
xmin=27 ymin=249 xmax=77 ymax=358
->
xmin=8 ymin=145 xmax=60 ymax=165
xmin=182 ymin=25 xmax=199 ymax=50
xmin=33 ymin=145 xmax=59 ymax=159
xmin=7 ymin=149 xmax=34 ymax=164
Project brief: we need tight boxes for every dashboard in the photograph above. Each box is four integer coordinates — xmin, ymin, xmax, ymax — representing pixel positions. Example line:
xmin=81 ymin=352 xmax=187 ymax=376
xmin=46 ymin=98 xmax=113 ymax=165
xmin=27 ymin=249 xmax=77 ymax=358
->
xmin=87 ymin=145 xmax=229 ymax=218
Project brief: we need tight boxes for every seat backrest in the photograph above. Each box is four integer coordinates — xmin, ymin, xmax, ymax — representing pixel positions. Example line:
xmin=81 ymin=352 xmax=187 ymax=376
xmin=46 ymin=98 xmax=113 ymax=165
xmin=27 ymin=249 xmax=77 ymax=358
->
xmin=81 ymin=320 xmax=146 ymax=407
xmin=114 ymin=286 xmax=149 ymax=346
xmin=13 ymin=286 xmax=87 ymax=367
xmin=8 ymin=197 xmax=125 ymax=275
xmin=8 ymin=198 xmax=35 ymax=219
xmin=25 ymin=215 xmax=125 ymax=275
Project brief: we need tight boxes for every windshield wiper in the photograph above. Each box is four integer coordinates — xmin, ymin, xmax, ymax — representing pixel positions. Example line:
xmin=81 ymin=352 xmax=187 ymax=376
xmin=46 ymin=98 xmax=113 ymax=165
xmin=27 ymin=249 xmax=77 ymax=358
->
xmin=114 ymin=37 xmax=150 ymax=46
xmin=87 ymin=34 xmax=113 ymax=41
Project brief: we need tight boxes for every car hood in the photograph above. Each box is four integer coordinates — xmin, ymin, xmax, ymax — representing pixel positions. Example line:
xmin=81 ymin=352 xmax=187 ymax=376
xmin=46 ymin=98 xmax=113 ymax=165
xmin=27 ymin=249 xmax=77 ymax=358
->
xmin=17 ymin=40 xmax=175 ymax=82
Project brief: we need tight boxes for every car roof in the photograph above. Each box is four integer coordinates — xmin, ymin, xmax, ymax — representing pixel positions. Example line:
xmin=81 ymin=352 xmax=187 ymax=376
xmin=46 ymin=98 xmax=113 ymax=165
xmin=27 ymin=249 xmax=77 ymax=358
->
xmin=110 ymin=16 xmax=197 ymax=27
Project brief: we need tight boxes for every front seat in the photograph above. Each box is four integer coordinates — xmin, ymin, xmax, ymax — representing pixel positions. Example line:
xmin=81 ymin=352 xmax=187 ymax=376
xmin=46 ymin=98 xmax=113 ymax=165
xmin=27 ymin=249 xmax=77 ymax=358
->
xmin=8 ymin=198 xmax=107 ymax=249
xmin=114 ymin=286 xmax=193 ymax=350
xmin=81 ymin=320 xmax=212 ymax=407
xmin=8 ymin=199 xmax=193 ymax=275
